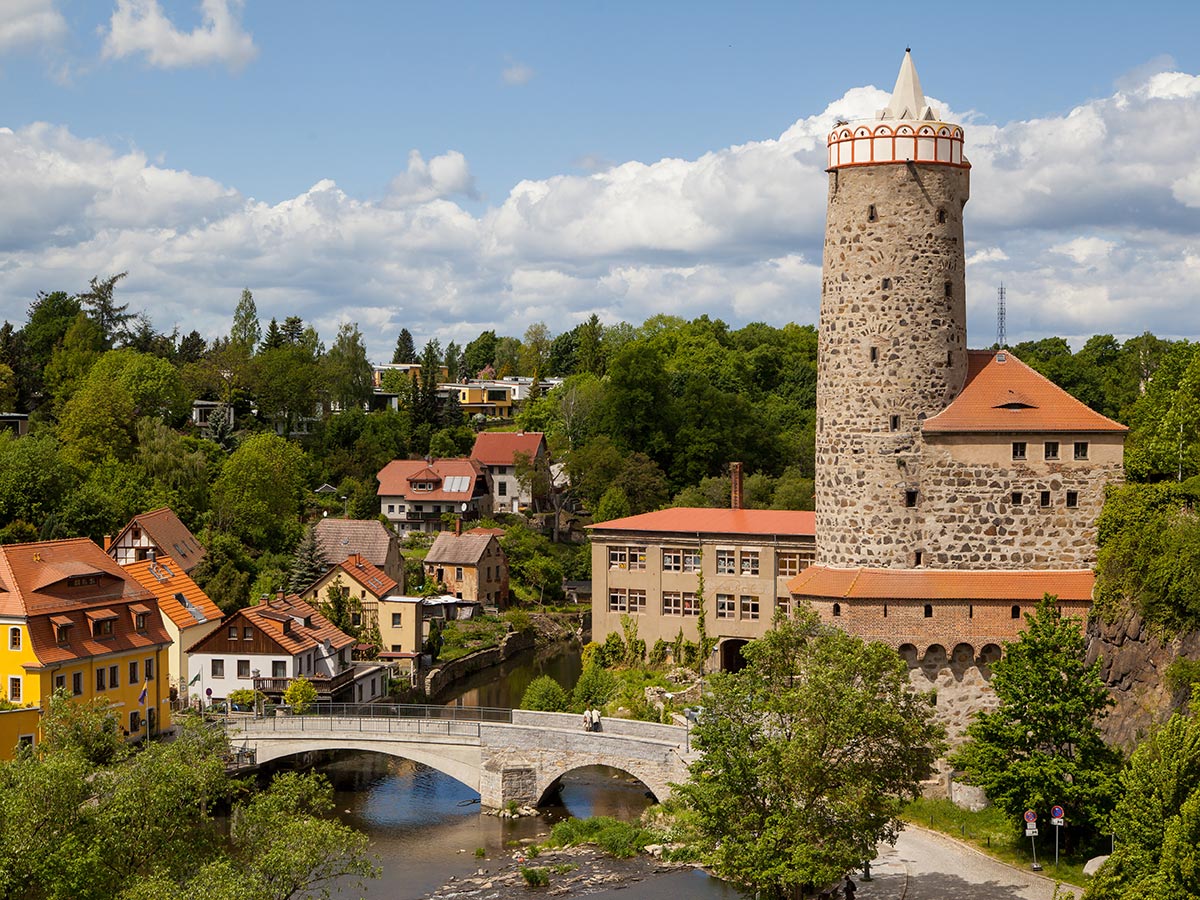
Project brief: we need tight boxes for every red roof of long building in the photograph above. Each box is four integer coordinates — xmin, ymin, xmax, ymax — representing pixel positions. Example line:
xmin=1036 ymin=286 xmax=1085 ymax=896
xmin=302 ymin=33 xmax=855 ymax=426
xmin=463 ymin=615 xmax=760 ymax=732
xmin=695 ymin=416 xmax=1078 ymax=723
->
xmin=923 ymin=350 xmax=1127 ymax=434
xmin=471 ymin=431 xmax=546 ymax=466
xmin=788 ymin=565 xmax=1094 ymax=600
xmin=588 ymin=508 xmax=816 ymax=537
xmin=123 ymin=554 xmax=224 ymax=631
xmin=376 ymin=458 xmax=487 ymax=501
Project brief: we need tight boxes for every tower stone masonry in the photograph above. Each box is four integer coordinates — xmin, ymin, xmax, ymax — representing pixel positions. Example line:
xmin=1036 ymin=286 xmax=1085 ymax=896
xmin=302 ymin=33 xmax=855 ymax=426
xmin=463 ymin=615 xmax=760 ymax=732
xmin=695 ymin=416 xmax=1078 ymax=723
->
xmin=816 ymin=51 xmax=971 ymax=567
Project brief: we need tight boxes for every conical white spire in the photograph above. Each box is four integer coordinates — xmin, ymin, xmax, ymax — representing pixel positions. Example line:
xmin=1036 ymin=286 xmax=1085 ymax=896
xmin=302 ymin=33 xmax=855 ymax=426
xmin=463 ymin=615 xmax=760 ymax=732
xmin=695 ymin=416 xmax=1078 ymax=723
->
xmin=878 ymin=49 xmax=937 ymax=121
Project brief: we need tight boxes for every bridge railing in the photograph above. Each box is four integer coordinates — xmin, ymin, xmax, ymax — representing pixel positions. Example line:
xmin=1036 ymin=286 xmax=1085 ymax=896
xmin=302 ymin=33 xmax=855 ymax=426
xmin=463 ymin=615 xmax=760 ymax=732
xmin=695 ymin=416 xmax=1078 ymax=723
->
xmin=216 ymin=702 xmax=513 ymax=739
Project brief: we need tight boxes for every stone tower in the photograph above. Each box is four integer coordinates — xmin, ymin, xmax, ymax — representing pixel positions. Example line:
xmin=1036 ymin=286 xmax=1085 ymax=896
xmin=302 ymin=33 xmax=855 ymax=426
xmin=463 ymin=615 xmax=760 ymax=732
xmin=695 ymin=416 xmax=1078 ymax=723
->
xmin=816 ymin=51 xmax=971 ymax=567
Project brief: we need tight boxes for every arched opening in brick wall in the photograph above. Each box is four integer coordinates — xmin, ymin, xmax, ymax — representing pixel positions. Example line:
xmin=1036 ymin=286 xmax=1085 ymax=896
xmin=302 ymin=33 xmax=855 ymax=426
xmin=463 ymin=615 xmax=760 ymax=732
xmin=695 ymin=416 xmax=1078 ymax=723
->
xmin=898 ymin=643 xmax=919 ymax=666
xmin=921 ymin=644 xmax=947 ymax=669
xmin=538 ymin=764 xmax=660 ymax=807
xmin=719 ymin=639 xmax=750 ymax=673
xmin=951 ymin=642 xmax=975 ymax=671
xmin=977 ymin=643 xmax=1003 ymax=667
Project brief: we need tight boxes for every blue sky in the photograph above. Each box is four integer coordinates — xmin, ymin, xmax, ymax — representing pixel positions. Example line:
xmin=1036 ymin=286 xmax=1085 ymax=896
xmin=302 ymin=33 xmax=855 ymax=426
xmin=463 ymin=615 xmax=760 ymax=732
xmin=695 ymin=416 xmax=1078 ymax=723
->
xmin=2 ymin=1 xmax=1199 ymax=358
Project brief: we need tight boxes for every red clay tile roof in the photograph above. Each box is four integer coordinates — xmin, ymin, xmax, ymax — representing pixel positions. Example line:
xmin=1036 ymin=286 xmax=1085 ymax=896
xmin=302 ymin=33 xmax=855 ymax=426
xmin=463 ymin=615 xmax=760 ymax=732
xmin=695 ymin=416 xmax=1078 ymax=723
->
xmin=313 ymin=519 xmax=395 ymax=569
xmin=324 ymin=554 xmax=397 ymax=598
xmin=240 ymin=595 xmax=355 ymax=656
xmin=376 ymin=458 xmax=488 ymax=501
xmin=0 ymin=538 xmax=173 ymax=669
xmin=123 ymin=555 xmax=223 ymax=631
xmin=109 ymin=507 xmax=207 ymax=571
xmin=788 ymin=565 xmax=1094 ymax=601
xmin=923 ymin=351 xmax=1128 ymax=434
xmin=471 ymin=431 xmax=546 ymax=466
xmin=467 ymin=527 xmax=506 ymax=537
xmin=588 ymin=508 xmax=816 ymax=538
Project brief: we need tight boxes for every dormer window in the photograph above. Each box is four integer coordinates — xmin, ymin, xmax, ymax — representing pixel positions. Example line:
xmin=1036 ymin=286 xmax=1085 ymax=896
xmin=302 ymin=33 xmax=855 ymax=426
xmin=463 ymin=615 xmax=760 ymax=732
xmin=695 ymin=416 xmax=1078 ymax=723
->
xmin=135 ymin=614 xmax=147 ymax=632
xmin=67 ymin=575 xmax=99 ymax=588
xmin=93 ymin=619 xmax=113 ymax=638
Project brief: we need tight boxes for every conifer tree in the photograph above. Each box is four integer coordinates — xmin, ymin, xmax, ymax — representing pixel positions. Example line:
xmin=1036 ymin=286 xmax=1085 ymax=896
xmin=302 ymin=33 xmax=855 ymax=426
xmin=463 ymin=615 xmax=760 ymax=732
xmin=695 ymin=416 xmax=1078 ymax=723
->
xmin=392 ymin=328 xmax=416 ymax=364
xmin=287 ymin=524 xmax=330 ymax=594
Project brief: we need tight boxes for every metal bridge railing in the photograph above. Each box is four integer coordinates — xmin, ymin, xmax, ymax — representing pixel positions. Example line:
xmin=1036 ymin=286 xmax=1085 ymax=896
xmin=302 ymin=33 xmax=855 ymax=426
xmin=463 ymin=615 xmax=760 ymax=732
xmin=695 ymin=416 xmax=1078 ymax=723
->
xmin=217 ymin=702 xmax=513 ymax=739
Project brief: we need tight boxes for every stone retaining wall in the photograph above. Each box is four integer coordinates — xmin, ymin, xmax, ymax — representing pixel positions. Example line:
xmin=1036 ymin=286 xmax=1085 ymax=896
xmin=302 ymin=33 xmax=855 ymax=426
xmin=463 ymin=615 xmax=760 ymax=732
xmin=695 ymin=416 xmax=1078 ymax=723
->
xmin=424 ymin=628 xmax=535 ymax=697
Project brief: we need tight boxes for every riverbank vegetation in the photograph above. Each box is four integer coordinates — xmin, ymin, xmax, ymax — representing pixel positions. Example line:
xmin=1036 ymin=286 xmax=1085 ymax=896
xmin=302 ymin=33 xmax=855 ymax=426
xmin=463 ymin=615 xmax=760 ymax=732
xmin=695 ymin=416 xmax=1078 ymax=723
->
xmin=0 ymin=691 xmax=377 ymax=900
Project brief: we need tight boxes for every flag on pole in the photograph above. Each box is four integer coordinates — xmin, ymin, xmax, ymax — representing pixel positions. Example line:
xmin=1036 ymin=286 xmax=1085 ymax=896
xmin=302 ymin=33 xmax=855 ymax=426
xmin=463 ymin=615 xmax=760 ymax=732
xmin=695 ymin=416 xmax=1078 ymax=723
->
xmin=138 ymin=681 xmax=148 ymax=705
xmin=189 ymin=671 xmax=202 ymax=686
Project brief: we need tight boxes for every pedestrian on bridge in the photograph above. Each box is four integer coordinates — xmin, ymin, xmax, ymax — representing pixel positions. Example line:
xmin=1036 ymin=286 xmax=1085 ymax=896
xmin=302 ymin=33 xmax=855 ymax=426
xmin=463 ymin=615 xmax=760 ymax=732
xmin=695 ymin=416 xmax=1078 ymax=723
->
xmin=583 ymin=709 xmax=593 ymax=731
xmin=591 ymin=708 xmax=602 ymax=732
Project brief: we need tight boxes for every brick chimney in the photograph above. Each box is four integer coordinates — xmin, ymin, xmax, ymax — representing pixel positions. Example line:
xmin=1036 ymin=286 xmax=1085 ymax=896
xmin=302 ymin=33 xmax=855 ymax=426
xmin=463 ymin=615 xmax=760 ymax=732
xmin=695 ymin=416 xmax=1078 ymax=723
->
xmin=730 ymin=462 xmax=744 ymax=510
xmin=455 ymin=517 xmax=462 ymax=536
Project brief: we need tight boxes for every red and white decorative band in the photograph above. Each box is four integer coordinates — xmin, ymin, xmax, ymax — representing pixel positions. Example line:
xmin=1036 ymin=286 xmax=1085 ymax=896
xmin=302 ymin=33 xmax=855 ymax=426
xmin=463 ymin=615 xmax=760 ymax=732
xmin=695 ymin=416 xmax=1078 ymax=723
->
xmin=827 ymin=122 xmax=967 ymax=169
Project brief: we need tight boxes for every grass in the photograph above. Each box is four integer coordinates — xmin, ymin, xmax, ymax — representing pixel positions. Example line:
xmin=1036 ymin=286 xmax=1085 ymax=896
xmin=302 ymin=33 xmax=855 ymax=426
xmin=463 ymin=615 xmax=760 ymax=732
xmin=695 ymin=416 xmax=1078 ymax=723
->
xmin=438 ymin=615 xmax=511 ymax=662
xmin=903 ymin=797 xmax=1090 ymax=888
xmin=542 ymin=816 xmax=661 ymax=859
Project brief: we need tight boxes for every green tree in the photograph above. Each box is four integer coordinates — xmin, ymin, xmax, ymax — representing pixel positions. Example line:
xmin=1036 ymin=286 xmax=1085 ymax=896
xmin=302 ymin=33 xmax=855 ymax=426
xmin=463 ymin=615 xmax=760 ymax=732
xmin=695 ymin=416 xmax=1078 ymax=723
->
xmin=392 ymin=328 xmax=416 ymax=364
xmin=320 ymin=576 xmax=360 ymax=637
xmin=1084 ymin=701 xmax=1200 ymax=900
xmin=593 ymin=485 xmax=631 ymax=523
xmin=323 ymin=322 xmax=374 ymax=412
xmin=674 ymin=611 xmax=944 ymax=898
xmin=230 ymin=288 xmax=261 ymax=353
xmin=210 ymin=433 xmax=308 ymax=553
xmin=463 ymin=330 xmax=498 ymax=379
xmin=572 ymin=662 xmax=616 ymax=711
xmin=260 ymin=317 xmax=285 ymax=351
xmin=283 ymin=676 xmax=318 ymax=714
xmin=521 ymin=675 xmax=569 ymax=712
xmin=78 ymin=271 xmax=134 ymax=348
xmin=57 ymin=376 xmax=138 ymax=467
xmin=949 ymin=595 xmax=1121 ymax=843
xmin=288 ymin=525 xmax=330 ymax=594
xmin=43 ymin=310 xmax=105 ymax=408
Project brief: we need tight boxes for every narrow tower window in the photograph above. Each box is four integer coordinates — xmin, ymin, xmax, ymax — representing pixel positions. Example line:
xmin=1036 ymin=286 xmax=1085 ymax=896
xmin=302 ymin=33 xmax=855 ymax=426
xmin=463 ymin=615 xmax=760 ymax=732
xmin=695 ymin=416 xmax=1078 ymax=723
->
xmin=944 ymin=281 xmax=953 ymax=298
xmin=832 ymin=603 xmax=841 ymax=617
xmin=923 ymin=604 xmax=933 ymax=618
xmin=867 ymin=204 xmax=877 ymax=222
xmin=1011 ymin=605 xmax=1021 ymax=619
xmin=905 ymin=490 xmax=918 ymax=508
xmin=881 ymin=278 xmax=891 ymax=290
xmin=889 ymin=415 xmax=900 ymax=431
xmin=936 ymin=209 xmax=947 ymax=224
xmin=869 ymin=346 xmax=878 ymax=363
xmin=914 ymin=550 xmax=924 ymax=567
xmin=969 ymin=604 xmax=974 ymax=619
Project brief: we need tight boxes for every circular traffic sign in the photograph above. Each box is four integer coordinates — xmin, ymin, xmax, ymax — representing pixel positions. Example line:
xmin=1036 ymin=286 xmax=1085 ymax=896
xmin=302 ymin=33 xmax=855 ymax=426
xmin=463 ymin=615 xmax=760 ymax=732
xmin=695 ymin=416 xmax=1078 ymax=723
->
xmin=1051 ymin=805 xmax=1065 ymax=819
xmin=1023 ymin=809 xmax=1037 ymax=823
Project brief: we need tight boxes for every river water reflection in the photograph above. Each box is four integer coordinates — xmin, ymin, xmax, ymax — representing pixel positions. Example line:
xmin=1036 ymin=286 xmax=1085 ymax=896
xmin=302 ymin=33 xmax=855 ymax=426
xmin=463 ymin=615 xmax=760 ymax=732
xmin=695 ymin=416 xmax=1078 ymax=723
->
xmin=311 ymin=642 xmax=735 ymax=899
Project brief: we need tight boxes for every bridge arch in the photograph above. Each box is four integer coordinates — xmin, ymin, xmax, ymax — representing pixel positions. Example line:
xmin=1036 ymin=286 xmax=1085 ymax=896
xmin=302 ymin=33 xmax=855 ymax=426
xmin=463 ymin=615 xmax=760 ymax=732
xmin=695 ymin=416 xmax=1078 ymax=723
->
xmin=237 ymin=735 xmax=483 ymax=795
xmin=533 ymin=757 xmax=673 ymax=807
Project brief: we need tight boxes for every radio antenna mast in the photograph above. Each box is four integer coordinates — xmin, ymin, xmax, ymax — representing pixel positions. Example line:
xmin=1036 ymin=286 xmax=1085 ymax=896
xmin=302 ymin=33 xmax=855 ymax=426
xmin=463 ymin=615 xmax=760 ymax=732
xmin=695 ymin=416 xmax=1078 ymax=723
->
xmin=996 ymin=283 xmax=1007 ymax=349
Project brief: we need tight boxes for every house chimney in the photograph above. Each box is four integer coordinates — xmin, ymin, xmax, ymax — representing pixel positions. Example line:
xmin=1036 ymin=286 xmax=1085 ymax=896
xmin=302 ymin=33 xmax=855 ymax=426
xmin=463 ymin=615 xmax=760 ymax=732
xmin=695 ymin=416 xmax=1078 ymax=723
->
xmin=455 ymin=517 xmax=462 ymax=537
xmin=103 ymin=534 xmax=112 ymax=551
xmin=276 ymin=589 xmax=285 ymax=602
xmin=731 ymin=462 xmax=744 ymax=510
xmin=147 ymin=548 xmax=156 ymax=562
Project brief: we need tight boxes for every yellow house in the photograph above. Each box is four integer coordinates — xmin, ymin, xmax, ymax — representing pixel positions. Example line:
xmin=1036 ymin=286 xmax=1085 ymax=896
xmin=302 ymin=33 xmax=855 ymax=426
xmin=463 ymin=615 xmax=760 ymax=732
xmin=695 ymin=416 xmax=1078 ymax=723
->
xmin=0 ymin=538 xmax=174 ymax=758
xmin=376 ymin=595 xmax=426 ymax=680
xmin=446 ymin=383 xmax=516 ymax=418
xmin=298 ymin=553 xmax=399 ymax=632
xmin=123 ymin=552 xmax=223 ymax=699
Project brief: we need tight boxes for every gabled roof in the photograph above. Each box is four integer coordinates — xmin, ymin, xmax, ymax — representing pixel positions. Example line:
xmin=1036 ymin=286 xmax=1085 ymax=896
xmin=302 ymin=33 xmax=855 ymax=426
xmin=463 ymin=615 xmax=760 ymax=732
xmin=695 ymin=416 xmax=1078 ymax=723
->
xmin=587 ymin=508 xmax=816 ymax=538
xmin=123 ymin=554 xmax=223 ymax=631
xmin=924 ymin=351 xmax=1128 ymax=435
xmin=313 ymin=519 xmax=396 ymax=569
xmin=191 ymin=594 xmax=355 ymax=658
xmin=318 ymin=554 xmax=397 ymax=599
xmin=0 ymin=538 xmax=172 ymax=668
xmin=376 ymin=458 xmax=487 ymax=501
xmin=471 ymin=431 xmax=546 ymax=466
xmin=424 ymin=532 xmax=498 ymax=566
xmin=788 ymin=565 xmax=1094 ymax=601
xmin=109 ymin=507 xmax=207 ymax=572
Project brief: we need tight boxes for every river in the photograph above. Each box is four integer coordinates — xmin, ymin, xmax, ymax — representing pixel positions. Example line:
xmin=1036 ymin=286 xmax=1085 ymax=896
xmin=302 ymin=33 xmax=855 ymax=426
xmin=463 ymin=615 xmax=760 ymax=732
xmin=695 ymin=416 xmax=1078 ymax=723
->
xmin=307 ymin=642 xmax=737 ymax=899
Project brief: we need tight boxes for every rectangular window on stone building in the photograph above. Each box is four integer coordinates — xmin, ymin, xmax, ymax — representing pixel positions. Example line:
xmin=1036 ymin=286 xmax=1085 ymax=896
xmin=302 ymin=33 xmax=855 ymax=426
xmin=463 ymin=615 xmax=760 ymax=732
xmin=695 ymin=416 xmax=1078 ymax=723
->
xmin=739 ymin=551 xmax=759 ymax=576
xmin=1045 ymin=441 xmax=1060 ymax=460
xmin=716 ymin=549 xmax=736 ymax=575
xmin=1074 ymin=441 xmax=1089 ymax=460
xmin=629 ymin=590 xmax=646 ymax=614
xmin=682 ymin=551 xmax=702 ymax=573
xmin=1012 ymin=442 xmax=1027 ymax=460
xmin=889 ymin=415 xmax=900 ymax=431
xmin=1011 ymin=491 xmax=1023 ymax=505
xmin=869 ymin=346 xmax=878 ymax=362
xmin=662 ymin=593 xmax=682 ymax=616
xmin=1066 ymin=491 xmax=1079 ymax=508
xmin=662 ymin=549 xmax=682 ymax=572
xmin=608 ymin=590 xmax=627 ymax=613
xmin=1040 ymin=490 xmax=1051 ymax=507
xmin=905 ymin=490 xmax=918 ymax=508
xmin=740 ymin=596 xmax=760 ymax=621
xmin=716 ymin=594 xmax=735 ymax=619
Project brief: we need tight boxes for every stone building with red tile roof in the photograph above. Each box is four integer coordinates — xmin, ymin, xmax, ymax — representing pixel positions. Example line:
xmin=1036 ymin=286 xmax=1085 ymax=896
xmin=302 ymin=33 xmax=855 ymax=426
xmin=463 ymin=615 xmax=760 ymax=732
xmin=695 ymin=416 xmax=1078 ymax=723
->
xmin=313 ymin=518 xmax=405 ymax=585
xmin=123 ymin=553 xmax=223 ymax=698
xmin=185 ymin=593 xmax=387 ymax=704
xmin=376 ymin=458 xmax=492 ymax=534
xmin=297 ymin=553 xmax=399 ymax=630
xmin=423 ymin=530 xmax=509 ymax=607
xmin=0 ymin=538 xmax=174 ymax=756
xmin=470 ymin=431 xmax=548 ymax=514
xmin=106 ymin=507 xmax=207 ymax=573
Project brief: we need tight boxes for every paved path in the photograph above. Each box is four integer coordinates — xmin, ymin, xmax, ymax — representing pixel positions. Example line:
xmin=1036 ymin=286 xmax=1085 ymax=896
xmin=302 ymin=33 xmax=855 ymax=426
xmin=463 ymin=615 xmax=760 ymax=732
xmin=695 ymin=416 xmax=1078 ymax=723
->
xmin=855 ymin=826 xmax=1079 ymax=900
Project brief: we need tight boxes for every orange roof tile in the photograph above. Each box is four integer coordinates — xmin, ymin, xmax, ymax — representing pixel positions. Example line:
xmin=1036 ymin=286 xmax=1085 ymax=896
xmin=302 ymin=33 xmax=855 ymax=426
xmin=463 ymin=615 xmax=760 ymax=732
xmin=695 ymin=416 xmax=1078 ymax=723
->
xmin=923 ymin=351 xmax=1127 ymax=434
xmin=588 ymin=508 xmax=816 ymax=538
xmin=325 ymin=554 xmax=397 ymax=599
xmin=471 ymin=431 xmax=546 ymax=466
xmin=788 ymin=565 xmax=1094 ymax=601
xmin=123 ymin=555 xmax=224 ymax=631
xmin=376 ymin=458 xmax=488 ymax=502
xmin=242 ymin=595 xmax=356 ymax=656
xmin=109 ymin=507 xmax=207 ymax=572
xmin=0 ymin=538 xmax=173 ymax=668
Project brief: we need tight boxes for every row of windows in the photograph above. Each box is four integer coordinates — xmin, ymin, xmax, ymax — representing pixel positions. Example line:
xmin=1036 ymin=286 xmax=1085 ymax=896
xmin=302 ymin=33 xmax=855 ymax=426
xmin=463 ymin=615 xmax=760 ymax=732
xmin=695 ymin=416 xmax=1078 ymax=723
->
xmin=716 ymin=594 xmax=761 ymax=621
xmin=904 ymin=489 xmax=1081 ymax=509
xmin=829 ymin=602 xmax=1024 ymax=620
xmin=84 ymin=657 xmax=157 ymax=694
xmin=211 ymin=658 xmax=289 ymax=679
xmin=1013 ymin=441 xmax=1089 ymax=461
xmin=609 ymin=546 xmax=813 ymax=576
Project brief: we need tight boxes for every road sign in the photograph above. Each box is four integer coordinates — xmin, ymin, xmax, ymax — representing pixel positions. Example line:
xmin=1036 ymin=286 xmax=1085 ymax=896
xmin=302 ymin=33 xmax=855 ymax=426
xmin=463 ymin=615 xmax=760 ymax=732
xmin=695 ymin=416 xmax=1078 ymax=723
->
xmin=1051 ymin=817 xmax=1064 ymax=827
xmin=1051 ymin=805 xmax=1065 ymax=820
xmin=1024 ymin=810 xmax=1037 ymax=823
xmin=1026 ymin=825 xmax=1039 ymax=836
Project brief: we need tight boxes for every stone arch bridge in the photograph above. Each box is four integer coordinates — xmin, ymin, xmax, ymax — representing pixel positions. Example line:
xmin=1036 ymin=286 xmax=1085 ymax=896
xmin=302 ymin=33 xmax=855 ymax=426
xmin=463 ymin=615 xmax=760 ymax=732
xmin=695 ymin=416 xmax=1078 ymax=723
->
xmin=221 ymin=705 xmax=693 ymax=810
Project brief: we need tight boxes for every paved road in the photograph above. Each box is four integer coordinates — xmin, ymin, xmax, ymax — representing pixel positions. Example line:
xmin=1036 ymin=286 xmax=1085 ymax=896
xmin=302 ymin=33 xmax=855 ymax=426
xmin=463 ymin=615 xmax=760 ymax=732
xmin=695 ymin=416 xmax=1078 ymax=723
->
xmin=856 ymin=826 xmax=1079 ymax=900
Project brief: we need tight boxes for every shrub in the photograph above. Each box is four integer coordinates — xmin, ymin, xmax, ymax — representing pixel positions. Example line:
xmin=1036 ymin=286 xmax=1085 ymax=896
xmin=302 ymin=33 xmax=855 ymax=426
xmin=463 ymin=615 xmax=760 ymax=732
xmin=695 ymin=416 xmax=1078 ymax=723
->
xmin=520 ymin=867 xmax=549 ymax=887
xmin=602 ymin=632 xmax=625 ymax=667
xmin=649 ymin=639 xmax=669 ymax=667
xmin=283 ymin=676 xmax=317 ymax=714
xmin=545 ymin=816 xmax=656 ymax=859
xmin=521 ymin=675 xmax=569 ymax=712
xmin=1165 ymin=657 xmax=1200 ymax=699
xmin=504 ymin=608 xmax=531 ymax=631
xmin=581 ymin=641 xmax=604 ymax=669
xmin=572 ymin=663 xmax=616 ymax=710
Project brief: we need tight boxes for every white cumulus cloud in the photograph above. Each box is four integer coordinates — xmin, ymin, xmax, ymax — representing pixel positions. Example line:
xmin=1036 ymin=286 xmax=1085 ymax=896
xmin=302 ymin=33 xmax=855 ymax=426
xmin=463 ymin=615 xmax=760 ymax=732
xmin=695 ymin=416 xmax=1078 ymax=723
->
xmin=383 ymin=150 xmax=479 ymax=208
xmin=502 ymin=59 xmax=534 ymax=86
xmin=0 ymin=0 xmax=66 ymax=52
xmin=102 ymin=0 xmax=257 ymax=71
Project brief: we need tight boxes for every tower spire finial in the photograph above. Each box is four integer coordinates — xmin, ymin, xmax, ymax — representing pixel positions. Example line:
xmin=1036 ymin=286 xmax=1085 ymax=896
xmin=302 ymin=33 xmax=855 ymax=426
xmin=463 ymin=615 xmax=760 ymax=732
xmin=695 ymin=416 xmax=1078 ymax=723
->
xmin=879 ymin=49 xmax=936 ymax=121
